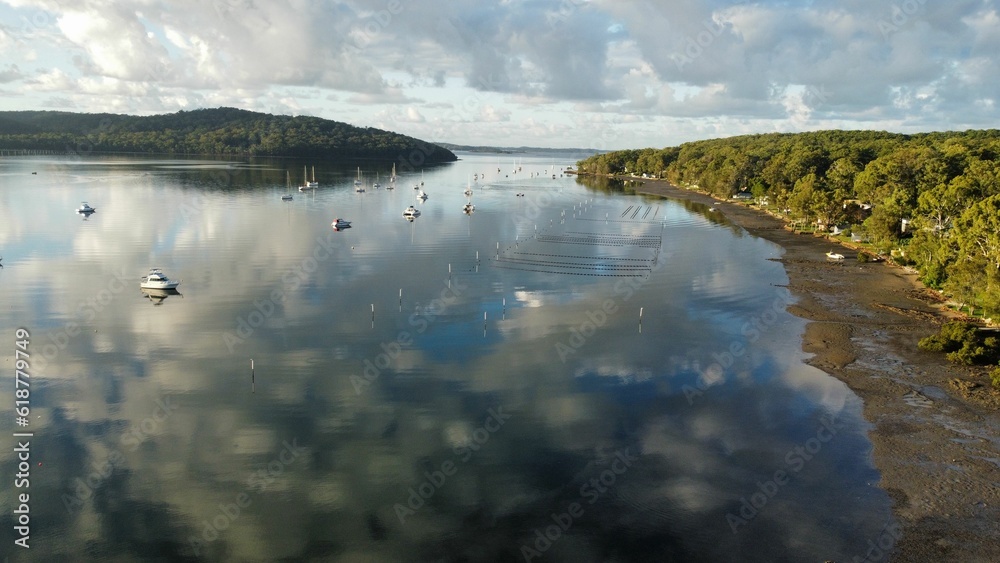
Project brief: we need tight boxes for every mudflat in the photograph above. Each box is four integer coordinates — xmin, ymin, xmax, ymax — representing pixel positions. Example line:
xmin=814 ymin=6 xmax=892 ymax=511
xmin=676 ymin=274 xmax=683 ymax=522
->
xmin=632 ymin=179 xmax=1000 ymax=562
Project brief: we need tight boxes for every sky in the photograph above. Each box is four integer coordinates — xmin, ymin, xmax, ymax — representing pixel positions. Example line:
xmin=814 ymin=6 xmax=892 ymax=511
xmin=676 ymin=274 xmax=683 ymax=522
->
xmin=0 ymin=0 xmax=997 ymax=150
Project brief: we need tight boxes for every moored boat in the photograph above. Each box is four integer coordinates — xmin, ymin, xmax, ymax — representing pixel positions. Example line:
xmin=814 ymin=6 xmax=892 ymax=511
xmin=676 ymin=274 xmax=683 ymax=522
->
xmin=140 ymin=268 xmax=180 ymax=289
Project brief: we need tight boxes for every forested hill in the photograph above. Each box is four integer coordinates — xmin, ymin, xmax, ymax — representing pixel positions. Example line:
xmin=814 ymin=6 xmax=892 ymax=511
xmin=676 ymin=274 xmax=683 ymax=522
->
xmin=0 ymin=107 xmax=457 ymax=163
xmin=578 ymin=129 xmax=1000 ymax=316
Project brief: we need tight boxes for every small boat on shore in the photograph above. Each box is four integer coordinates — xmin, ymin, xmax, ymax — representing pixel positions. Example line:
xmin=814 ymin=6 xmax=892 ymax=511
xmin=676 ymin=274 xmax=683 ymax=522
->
xmin=826 ymin=251 xmax=845 ymax=261
xmin=140 ymin=268 xmax=180 ymax=289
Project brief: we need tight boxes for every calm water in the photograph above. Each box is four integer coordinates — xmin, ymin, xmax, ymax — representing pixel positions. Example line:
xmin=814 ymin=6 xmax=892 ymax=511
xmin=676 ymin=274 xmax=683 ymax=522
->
xmin=0 ymin=154 xmax=892 ymax=562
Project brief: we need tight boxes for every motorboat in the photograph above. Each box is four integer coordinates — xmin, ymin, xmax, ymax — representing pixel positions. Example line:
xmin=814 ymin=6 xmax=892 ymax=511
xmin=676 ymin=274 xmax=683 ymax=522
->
xmin=463 ymin=202 xmax=475 ymax=214
xmin=355 ymin=184 xmax=366 ymax=193
xmin=281 ymin=194 xmax=293 ymax=201
xmin=140 ymin=268 xmax=180 ymax=289
xmin=77 ymin=202 xmax=96 ymax=213
xmin=332 ymin=218 xmax=352 ymax=229
xmin=826 ymin=251 xmax=845 ymax=261
xmin=402 ymin=206 xmax=421 ymax=218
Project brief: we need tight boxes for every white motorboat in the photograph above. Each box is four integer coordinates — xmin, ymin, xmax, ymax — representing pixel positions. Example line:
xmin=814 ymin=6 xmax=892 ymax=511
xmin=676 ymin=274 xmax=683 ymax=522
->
xmin=140 ymin=268 xmax=180 ymax=289
xmin=826 ymin=251 xmax=845 ymax=261
xmin=402 ymin=206 xmax=421 ymax=218
xmin=332 ymin=218 xmax=352 ymax=228
xmin=77 ymin=201 xmax=96 ymax=213
xmin=463 ymin=202 xmax=475 ymax=214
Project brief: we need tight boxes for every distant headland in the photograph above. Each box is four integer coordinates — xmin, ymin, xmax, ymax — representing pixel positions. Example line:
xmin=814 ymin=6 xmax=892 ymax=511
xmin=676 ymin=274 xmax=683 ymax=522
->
xmin=0 ymin=107 xmax=457 ymax=164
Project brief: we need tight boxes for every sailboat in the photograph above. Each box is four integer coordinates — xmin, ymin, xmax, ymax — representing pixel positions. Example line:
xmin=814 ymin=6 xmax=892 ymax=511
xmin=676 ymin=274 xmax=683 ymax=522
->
xmin=299 ymin=165 xmax=317 ymax=191
xmin=282 ymin=171 xmax=293 ymax=200
xmin=373 ymin=172 xmax=381 ymax=189
xmin=309 ymin=166 xmax=319 ymax=187
xmin=390 ymin=163 xmax=397 ymax=184
xmin=463 ymin=177 xmax=475 ymax=213
xmin=355 ymin=169 xmax=366 ymax=192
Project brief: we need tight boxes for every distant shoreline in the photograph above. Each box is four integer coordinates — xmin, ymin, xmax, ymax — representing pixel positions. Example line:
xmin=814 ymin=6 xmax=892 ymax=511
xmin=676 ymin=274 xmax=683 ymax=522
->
xmin=629 ymin=176 xmax=1000 ymax=562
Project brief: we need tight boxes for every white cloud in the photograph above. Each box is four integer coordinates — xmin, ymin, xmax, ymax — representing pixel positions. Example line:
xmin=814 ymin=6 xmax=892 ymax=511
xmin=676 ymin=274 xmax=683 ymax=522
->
xmin=0 ymin=0 xmax=997 ymax=148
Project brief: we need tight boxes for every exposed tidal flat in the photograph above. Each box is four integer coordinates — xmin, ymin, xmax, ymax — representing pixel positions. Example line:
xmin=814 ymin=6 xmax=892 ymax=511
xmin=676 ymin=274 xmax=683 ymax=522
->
xmin=0 ymin=153 xmax=930 ymax=561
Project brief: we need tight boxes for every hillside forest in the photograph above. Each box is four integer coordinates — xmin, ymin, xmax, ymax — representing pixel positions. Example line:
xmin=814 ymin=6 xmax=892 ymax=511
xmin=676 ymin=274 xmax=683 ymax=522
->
xmin=577 ymin=130 xmax=1000 ymax=317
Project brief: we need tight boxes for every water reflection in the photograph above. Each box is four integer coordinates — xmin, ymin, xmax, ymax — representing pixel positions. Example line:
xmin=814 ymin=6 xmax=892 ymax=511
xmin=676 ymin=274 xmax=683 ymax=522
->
xmin=0 ymin=154 xmax=890 ymax=562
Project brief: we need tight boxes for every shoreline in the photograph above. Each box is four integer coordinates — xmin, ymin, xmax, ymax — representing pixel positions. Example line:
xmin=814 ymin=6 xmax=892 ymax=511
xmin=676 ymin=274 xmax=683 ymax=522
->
xmin=629 ymin=178 xmax=1000 ymax=562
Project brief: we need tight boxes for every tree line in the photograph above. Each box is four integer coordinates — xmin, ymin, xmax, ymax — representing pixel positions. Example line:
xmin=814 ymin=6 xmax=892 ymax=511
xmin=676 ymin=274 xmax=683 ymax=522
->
xmin=578 ymin=129 xmax=1000 ymax=317
xmin=0 ymin=107 xmax=457 ymax=163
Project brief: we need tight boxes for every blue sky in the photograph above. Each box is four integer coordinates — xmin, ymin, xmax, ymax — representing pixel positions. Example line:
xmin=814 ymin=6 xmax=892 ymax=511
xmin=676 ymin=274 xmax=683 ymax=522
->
xmin=0 ymin=0 xmax=997 ymax=149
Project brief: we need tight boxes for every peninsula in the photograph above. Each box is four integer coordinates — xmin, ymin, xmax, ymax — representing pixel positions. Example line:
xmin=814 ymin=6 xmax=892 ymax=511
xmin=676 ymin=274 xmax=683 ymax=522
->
xmin=0 ymin=107 xmax=457 ymax=163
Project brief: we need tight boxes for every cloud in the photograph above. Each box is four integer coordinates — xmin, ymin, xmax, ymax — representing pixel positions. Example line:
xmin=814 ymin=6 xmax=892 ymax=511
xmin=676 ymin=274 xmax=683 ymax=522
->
xmin=0 ymin=0 xmax=997 ymax=147
xmin=0 ymin=63 xmax=22 ymax=82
